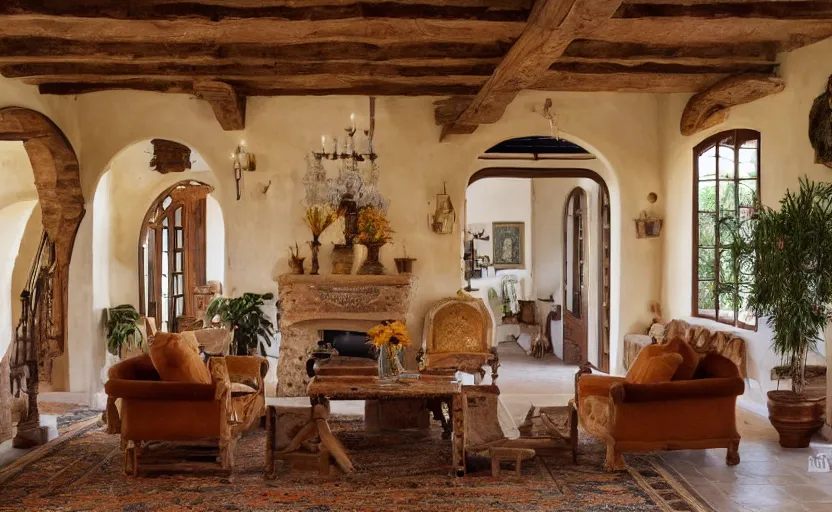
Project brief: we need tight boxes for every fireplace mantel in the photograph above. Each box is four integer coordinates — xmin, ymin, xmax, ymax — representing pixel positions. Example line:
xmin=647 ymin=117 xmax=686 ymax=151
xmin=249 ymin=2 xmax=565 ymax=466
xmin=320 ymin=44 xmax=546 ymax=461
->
xmin=274 ymin=273 xmax=418 ymax=396
xmin=277 ymin=274 xmax=417 ymax=327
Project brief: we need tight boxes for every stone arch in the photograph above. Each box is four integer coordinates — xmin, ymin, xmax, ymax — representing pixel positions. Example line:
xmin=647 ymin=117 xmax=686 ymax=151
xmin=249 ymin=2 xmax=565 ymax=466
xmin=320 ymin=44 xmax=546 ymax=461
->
xmin=0 ymin=107 xmax=85 ymax=357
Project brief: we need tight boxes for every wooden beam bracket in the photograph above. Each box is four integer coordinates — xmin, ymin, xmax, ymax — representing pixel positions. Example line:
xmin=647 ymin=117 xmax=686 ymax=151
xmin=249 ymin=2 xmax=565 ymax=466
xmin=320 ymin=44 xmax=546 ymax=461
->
xmin=680 ymin=73 xmax=785 ymax=136
xmin=193 ymin=80 xmax=246 ymax=131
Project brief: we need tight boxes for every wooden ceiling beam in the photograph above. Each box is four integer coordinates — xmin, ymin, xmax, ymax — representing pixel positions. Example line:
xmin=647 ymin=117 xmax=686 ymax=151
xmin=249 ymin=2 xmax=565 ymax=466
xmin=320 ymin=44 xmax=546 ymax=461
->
xmin=0 ymin=38 xmax=514 ymax=64
xmin=615 ymin=1 xmax=832 ymax=20
xmin=440 ymin=0 xmax=623 ymax=138
xmin=0 ymin=17 xmax=526 ymax=45
xmin=548 ymin=61 xmax=777 ymax=75
xmin=561 ymin=40 xmax=779 ymax=66
xmin=532 ymin=69 xmax=731 ymax=92
xmin=592 ymin=18 xmax=832 ymax=49
xmin=0 ymin=1 xmax=535 ymax=16
xmin=0 ymin=60 xmax=498 ymax=80
xmin=193 ymin=80 xmax=246 ymax=131
xmin=36 ymin=80 xmax=485 ymax=97
xmin=680 ymin=73 xmax=785 ymax=135
xmin=0 ymin=0 xmax=532 ymax=22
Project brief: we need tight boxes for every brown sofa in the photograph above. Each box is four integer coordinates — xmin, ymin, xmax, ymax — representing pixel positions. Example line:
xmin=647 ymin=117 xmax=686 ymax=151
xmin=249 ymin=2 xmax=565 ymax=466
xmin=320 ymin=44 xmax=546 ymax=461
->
xmin=105 ymin=352 xmax=267 ymax=475
xmin=577 ymin=339 xmax=744 ymax=471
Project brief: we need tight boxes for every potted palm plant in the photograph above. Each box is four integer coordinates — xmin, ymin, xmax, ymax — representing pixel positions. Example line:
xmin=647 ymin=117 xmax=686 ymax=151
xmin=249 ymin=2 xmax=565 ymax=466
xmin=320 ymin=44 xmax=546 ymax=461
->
xmin=205 ymin=292 xmax=275 ymax=356
xmin=105 ymin=304 xmax=144 ymax=358
xmin=730 ymin=177 xmax=830 ymax=448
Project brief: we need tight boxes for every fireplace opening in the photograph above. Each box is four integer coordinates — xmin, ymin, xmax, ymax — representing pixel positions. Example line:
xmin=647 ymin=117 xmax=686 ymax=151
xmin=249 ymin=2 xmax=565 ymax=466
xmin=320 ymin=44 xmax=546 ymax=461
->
xmin=321 ymin=329 xmax=376 ymax=359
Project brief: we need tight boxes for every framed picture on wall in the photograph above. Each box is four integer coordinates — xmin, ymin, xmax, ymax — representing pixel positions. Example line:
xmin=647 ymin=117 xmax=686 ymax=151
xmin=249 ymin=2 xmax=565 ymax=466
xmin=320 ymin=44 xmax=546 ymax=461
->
xmin=492 ymin=222 xmax=524 ymax=269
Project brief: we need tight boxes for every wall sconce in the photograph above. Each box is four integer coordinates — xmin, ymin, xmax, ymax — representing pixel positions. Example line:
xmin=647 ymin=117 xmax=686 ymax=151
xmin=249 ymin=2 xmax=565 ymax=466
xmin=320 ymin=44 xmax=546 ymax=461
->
xmin=232 ymin=141 xmax=256 ymax=200
xmin=428 ymin=182 xmax=456 ymax=234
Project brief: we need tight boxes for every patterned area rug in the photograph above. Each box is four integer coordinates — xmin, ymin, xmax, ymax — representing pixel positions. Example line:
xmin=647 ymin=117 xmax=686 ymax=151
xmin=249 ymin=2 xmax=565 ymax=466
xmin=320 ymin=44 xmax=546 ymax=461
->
xmin=0 ymin=416 xmax=714 ymax=512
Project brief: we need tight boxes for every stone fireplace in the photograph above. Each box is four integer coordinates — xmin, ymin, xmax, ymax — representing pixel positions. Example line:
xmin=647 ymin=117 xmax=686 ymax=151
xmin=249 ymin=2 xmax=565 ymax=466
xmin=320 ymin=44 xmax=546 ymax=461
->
xmin=275 ymin=274 xmax=417 ymax=396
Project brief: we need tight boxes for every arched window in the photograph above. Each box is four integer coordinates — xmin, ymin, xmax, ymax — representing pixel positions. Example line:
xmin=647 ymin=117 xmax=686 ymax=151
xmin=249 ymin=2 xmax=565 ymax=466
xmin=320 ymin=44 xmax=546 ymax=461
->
xmin=693 ymin=129 xmax=760 ymax=329
xmin=138 ymin=180 xmax=212 ymax=332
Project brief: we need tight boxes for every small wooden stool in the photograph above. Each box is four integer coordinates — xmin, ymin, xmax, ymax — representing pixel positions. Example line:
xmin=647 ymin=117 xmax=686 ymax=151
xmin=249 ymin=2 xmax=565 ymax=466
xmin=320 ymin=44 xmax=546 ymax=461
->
xmin=489 ymin=447 xmax=536 ymax=477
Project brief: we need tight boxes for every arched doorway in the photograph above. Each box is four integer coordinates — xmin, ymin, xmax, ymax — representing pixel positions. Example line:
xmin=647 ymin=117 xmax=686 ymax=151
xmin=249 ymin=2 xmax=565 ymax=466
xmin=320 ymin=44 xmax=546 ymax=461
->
xmin=138 ymin=180 xmax=214 ymax=332
xmin=0 ymin=107 xmax=85 ymax=447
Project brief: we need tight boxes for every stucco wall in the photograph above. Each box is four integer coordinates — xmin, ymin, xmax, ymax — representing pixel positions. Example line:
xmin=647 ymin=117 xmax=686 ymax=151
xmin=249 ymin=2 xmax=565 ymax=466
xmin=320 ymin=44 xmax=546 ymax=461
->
xmin=466 ymin=178 xmax=534 ymax=297
xmin=1 ymin=76 xmax=664 ymax=400
xmin=660 ymin=38 xmax=832 ymax=410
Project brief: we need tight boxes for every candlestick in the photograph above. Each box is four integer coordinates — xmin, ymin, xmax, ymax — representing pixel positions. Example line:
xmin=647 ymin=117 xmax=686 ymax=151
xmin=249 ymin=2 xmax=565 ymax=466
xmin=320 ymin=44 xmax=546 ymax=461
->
xmin=350 ymin=112 xmax=356 ymax=130
xmin=321 ymin=135 xmax=326 ymax=154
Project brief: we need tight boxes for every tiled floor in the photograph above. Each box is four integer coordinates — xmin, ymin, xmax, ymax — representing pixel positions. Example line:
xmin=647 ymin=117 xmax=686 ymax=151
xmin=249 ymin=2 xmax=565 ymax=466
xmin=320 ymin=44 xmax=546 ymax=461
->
xmin=494 ymin=341 xmax=832 ymax=512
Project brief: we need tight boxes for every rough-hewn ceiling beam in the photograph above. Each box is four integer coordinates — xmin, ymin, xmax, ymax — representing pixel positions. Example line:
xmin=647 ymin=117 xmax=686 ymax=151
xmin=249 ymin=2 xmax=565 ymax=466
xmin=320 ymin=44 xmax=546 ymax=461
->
xmin=0 ymin=0 xmax=533 ymax=21
xmin=193 ymin=80 xmax=246 ymax=131
xmin=37 ymin=81 xmax=485 ymax=97
xmin=0 ymin=60 xmax=499 ymax=80
xmin=0 ymin=38 xmax=514 ymax=65
xmin=680 ymin=73 xmax=785 ymax=136
xmin=592 ymin=18 xmax=832 ymax=49
xmin=439 ymin=0 xmax=622 ymax=139
xmin=0 ymin=17 xmax=526 ymax=45
xmin=615 ymin=1 xmax=832 ymax=19
xmin=561 ymin=39 xmax=779 ymax=66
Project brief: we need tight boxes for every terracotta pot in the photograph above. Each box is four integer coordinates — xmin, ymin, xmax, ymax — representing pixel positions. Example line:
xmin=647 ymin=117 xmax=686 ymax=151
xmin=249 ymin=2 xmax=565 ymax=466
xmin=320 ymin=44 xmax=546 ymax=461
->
xmin=767 ymin=390 xmax=826 ymax=448
xmin=358 ymin=243 xmax=386 ymax=275
xmin=394 ymin=257 xmax=416 ymax=274
xmin=332 ymin=244 xmax=354 ymax=274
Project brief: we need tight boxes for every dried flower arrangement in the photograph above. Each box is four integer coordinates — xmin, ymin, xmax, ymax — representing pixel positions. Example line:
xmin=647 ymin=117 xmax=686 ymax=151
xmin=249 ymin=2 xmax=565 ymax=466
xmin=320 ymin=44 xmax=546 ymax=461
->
xmin=304 ymin=204 xmax=338 ymax=275
xmin=356 ymin=206 xmax=393 ymax=245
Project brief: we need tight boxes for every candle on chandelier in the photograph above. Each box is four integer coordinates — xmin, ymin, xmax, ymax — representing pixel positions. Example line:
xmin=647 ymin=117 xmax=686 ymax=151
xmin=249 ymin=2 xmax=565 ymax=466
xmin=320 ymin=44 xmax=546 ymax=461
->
xmin=321 ymin=135 xmax=326 ymax=154
xmin=350 ymin=112 xmax=356 ymax=130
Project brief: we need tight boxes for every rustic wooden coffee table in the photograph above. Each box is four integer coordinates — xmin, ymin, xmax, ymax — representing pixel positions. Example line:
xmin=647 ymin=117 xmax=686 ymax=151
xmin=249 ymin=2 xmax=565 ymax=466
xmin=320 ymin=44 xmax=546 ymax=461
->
xmin=306 ymin=374 xmax=466 ymax=476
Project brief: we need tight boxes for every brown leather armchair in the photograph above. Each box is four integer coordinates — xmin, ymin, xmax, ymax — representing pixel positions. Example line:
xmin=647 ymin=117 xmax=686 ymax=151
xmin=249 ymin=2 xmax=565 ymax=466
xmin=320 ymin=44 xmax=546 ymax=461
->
xmin=576 ymin=352 xmax=744 ymax=471
xmin=105 ymin=353 xmax=267 ymax=475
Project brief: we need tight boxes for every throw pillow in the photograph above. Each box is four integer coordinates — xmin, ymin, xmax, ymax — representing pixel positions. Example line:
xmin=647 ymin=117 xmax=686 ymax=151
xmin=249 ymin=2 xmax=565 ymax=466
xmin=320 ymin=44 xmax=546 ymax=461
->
xmin=149 ymin=332 xmax=212 ymax=384
xmin=638 ymin=352 xmax=684 ymax=384
xmin=666 ymin=336 xmax=698 ymax=381
xmin=625 ymin=344 xmax=667 ymax=383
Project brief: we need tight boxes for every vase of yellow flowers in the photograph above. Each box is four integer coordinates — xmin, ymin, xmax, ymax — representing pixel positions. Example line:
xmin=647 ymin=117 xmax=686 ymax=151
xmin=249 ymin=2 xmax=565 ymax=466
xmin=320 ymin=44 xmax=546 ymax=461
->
xmin=357 ymin=207 xmax=393 ymax=275
xmin=304 ymin=204 xmax=338 ymax=275
xmin=368 ymin=320 xmax=410 ymax=378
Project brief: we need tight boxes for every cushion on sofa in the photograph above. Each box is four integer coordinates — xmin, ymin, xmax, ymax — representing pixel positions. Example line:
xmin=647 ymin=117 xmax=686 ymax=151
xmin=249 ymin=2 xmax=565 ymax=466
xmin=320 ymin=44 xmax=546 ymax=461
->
xmin=626 ymin=344 xmax=667 ymax=383
xmin=149 ymin=332 xmax=212 ymax=384
xmin=638 ymin=352 xmax=684 ymax=384
xmin=666 ymin=336 xmax=698 ymax=381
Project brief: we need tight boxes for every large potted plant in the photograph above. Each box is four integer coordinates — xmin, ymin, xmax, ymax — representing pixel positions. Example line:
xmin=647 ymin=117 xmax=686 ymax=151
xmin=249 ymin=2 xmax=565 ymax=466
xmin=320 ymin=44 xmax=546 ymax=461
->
xmin=731 ymin=177 xmax=830 ymax=448
xmin=105 ymin=304 xmax=144 ymax=358
xmin=205 ymin=292 xmax=275 ymax=356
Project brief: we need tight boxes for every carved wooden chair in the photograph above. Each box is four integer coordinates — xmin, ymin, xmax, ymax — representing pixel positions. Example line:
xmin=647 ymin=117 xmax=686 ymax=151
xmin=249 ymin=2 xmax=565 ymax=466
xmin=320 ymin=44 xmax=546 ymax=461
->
xmin=419 ymin=296 xmax=499 ymax=384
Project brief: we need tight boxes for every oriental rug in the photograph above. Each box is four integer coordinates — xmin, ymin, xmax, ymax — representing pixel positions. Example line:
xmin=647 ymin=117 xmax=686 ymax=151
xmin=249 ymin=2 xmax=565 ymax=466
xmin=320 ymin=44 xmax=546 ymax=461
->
xmin=0 ymin=416 xmax=714 ymax=512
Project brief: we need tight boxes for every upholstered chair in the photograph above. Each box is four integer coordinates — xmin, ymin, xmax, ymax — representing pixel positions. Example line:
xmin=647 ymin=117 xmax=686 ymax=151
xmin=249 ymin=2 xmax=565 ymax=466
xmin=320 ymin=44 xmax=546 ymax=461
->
xmin=576 ymin=339 xmax=744 ymax=471
xmin=419 ymin=296 xmax=498 ymax=384
xmin=104 ymin=332 xmax=267 ymax=475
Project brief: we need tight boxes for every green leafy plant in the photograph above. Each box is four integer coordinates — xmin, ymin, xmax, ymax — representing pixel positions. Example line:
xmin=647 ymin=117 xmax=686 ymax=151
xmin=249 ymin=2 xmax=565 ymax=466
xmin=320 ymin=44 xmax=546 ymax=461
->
xmin=105 ymin=304 xmax=144 ymax=357
xmin=205 ymin=292 xmax=275 ymax=356
xmin=728 ymin=177 xmax=832 ymax=395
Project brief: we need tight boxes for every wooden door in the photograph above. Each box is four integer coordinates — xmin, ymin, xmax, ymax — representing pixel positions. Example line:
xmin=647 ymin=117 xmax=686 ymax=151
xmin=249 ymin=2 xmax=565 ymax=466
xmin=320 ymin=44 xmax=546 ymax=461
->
xmin=562 ymin=188 xmax=587 ymax=364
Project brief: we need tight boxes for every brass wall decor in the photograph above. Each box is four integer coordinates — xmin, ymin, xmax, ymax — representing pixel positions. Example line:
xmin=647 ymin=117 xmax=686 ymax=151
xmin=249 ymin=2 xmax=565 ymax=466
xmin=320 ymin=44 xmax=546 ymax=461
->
xmin=232 ymin=141 xmax=256 ymax=200
xmin=150 ymin=139 xmax=191 ymax=174
xmin=428 ymin=183 xmax=456 ymax=234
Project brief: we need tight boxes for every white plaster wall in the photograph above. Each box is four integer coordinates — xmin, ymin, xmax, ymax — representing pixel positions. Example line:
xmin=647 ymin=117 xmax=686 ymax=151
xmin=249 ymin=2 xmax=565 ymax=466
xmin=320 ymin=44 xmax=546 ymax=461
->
xmin=206 ymin=194 xmax=225 ymax=284
xmin=0 ymin=141 xmax=37 ymax=209
xmin=659 ymin=38 xmax=832 ymax=410
xmin=466 ymin=178 xmax=533 ymax=296
xmin=0 ymin=201 xmax=38 ymax=360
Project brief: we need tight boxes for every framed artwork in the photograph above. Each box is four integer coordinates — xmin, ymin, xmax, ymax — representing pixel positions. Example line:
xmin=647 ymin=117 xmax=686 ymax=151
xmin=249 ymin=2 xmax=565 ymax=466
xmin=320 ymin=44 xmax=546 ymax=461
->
xmin=492 ymin=222 xmax=525 ymax=269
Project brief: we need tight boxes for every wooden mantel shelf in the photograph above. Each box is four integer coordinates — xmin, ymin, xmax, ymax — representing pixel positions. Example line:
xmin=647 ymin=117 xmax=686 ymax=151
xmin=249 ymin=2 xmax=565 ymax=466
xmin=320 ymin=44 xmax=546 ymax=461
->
xmin=276 ymin=273 xmax=418 ymax=328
